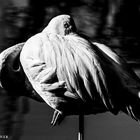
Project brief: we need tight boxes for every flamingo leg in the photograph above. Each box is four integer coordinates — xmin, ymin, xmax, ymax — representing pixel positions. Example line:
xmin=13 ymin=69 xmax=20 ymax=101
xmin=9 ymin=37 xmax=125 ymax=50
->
xmin=51 ymin=110 xmax=65 ymax=126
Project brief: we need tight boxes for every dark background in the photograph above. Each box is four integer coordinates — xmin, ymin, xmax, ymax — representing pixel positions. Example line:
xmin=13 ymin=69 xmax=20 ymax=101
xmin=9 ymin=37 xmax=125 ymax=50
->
xmin=0 ymin=0 xmax=140 ymax=140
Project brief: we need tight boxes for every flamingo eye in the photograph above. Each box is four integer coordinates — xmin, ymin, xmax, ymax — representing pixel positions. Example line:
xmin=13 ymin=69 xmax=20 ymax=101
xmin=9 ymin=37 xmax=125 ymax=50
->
xmin=64 ymin=22 xmax=69 ymax=28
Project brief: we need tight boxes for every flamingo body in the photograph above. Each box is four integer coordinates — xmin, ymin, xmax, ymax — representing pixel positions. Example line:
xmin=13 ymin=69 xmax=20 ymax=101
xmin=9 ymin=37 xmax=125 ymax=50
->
xmin=0 ymin=15 xmax=140 ymax=124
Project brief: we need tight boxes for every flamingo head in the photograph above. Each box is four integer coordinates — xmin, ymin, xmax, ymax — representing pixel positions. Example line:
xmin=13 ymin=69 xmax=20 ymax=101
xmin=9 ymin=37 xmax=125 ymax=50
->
xmin=43 ymin=15 xmax=77 ymax=36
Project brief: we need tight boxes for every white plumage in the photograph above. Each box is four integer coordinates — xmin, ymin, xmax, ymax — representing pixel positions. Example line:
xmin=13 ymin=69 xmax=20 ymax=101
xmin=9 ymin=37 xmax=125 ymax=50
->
xmin=1 ymin=15 xmax=140 ymax=125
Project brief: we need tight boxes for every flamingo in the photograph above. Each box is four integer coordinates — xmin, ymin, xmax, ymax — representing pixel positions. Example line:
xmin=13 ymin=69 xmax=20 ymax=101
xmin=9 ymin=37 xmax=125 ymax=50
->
xmin=0 ymin=15 xmax=140 ymax=127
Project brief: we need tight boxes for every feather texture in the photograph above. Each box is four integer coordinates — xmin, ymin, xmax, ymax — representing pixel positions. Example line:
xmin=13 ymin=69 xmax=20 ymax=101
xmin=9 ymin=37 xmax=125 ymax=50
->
xmin=1 ymin=15 xmax=140 ymax=124
xmin=20 ymin=31 xmax=140 ymax=121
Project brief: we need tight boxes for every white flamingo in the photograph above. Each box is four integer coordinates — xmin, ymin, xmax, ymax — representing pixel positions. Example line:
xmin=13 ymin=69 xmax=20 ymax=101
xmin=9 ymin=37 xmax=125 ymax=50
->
xmin=0 ymin=15 xmax=140 ymax=127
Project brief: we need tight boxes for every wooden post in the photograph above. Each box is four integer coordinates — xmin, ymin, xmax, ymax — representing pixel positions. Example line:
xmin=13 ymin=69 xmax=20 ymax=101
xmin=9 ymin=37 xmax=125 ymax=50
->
xmin=78 ymin=115 xmax=84 ymax=140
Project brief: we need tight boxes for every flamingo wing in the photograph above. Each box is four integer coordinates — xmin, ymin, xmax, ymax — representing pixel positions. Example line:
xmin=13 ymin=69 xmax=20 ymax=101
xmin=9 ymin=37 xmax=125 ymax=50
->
xmin=92 ymin=42 xmax=140 ymax=121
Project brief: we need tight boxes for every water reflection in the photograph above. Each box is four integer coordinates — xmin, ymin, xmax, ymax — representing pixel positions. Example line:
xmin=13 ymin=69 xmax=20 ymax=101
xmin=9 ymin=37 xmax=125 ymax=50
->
xmin=0 ymin=88 xmax=30 ymax=140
